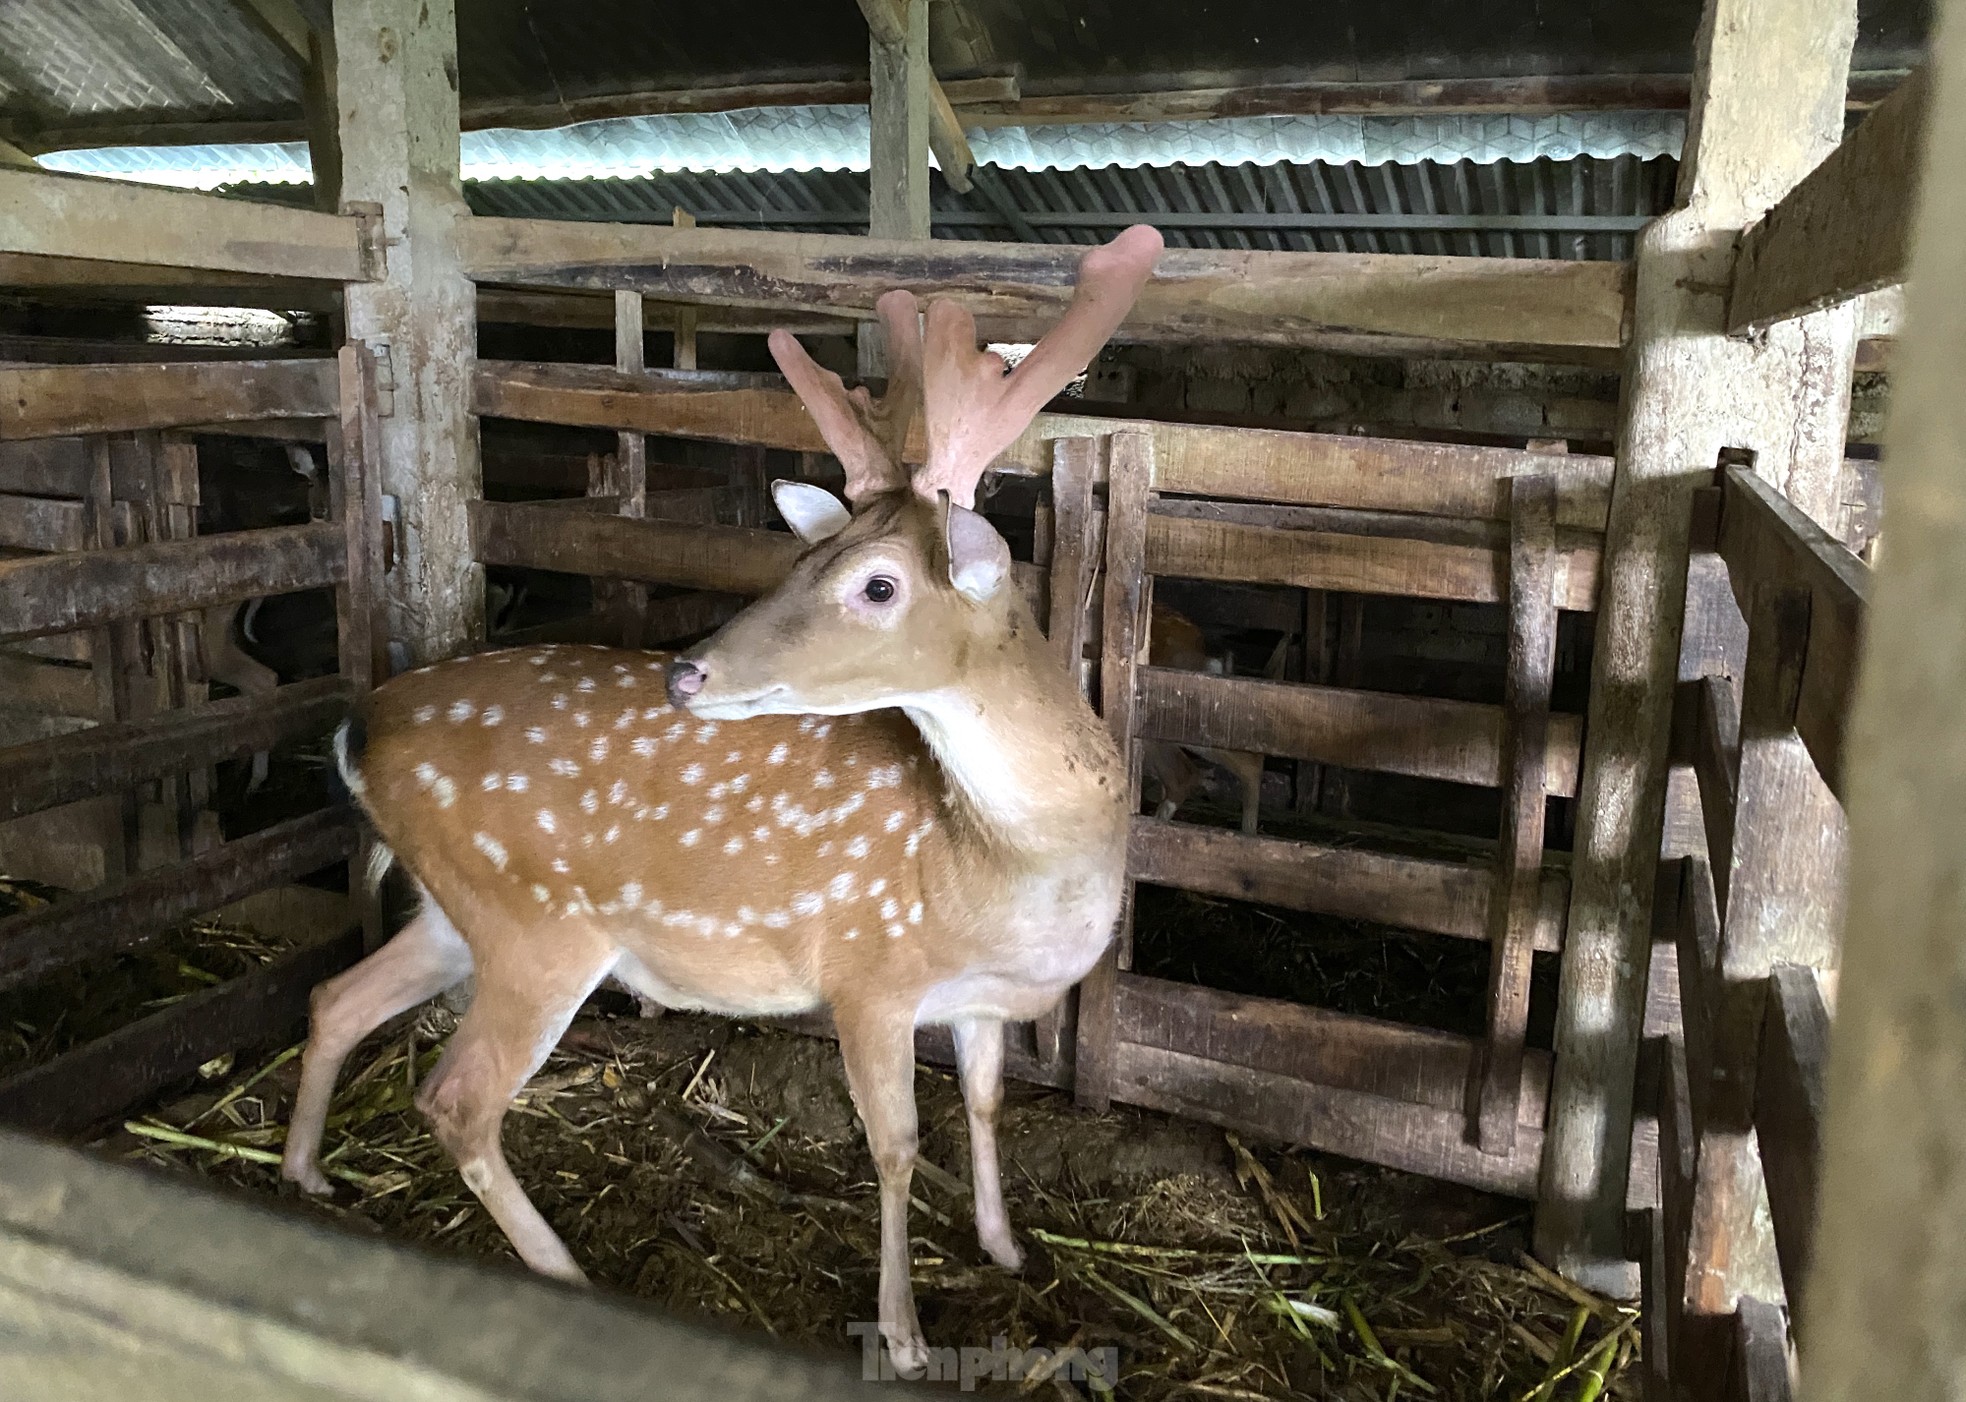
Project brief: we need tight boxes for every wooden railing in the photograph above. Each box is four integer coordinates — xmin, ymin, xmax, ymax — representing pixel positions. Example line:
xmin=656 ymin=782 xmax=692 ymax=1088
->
xmin=0 ymin=347 xmax=385 ymax=1138
xmin=1642 ymin=460 xmax=1865 ymax=1398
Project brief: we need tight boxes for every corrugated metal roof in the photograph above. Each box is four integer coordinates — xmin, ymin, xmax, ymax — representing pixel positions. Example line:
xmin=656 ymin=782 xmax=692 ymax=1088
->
xmin=212 ymin=153 xmax=1674 ymax=263
xmin=38 ymin=108 xmax=1686 ymax=187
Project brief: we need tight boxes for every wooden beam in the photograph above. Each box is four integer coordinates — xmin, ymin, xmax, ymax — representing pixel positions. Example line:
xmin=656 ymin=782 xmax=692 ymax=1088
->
xmin=471 ymin=360 xmax=1618 ymax=528
xmin=227 ymin=0 xmax=312 ymax=63
xmin=0 ymin=136 xmax=37 ymax=171
xmin=1716 ymin=463 xmax=1870 ymax=799
xmin=0 ymin=923 xmax=362 ymax=1138
xmin=1756 ymin=964 xmax=1831 ymax=1314
xmin=0 ymin=522 xmax=346 ymax=642
xmin=1128 ymin=816 xmax=1566 ymax=952
xmin=1133 ymin=666 xmax=1584 ymax=796
xmin=1538 ymin=0 xmax=1865 ymax=1287
xmin=0 ymin=493 xmax=87 ymax=552
xmin=471 ymin=500 xmax=799 ymax=594
xmin=0 ymin=360 xmax=338 ymax=439
xmin=1803 ymin=11 xmax=1966 ymax=1393
xmin=1729 ymin=68 xmax=1928 ymax=334
xmin=864 ymin=0 xmax=932 ymax=238
xmin=0 ymin=168 xmax=370 ymax=282
xmin=958 ymin=69 xmax=1912 ymax=127
xmin=856 ymin=0 xmax=973 ymax=194
xmin=0 ymin=809 xmax=357 ymax=992
xmin=457 ymin=220 xmax=1633 ymax=357
xmin=0 ymin=676 xmax=352 ymax=822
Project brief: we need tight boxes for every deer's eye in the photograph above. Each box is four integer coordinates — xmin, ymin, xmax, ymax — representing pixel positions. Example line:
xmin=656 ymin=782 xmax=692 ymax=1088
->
xmin=863 ymin=576 xmax=897 ymax=604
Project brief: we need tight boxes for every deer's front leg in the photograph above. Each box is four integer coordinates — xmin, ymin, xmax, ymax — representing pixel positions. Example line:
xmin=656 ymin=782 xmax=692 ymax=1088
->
xmin=952 ymin=1016 xmax=1022 ymax=1270
xmin=835 ymin=1003 xmax=928 ymax=1377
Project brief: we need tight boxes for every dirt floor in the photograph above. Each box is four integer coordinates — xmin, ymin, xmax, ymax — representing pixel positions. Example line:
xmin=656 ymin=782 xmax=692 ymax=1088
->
xmin=85 ymin=992 xmax=1637 ymax=1401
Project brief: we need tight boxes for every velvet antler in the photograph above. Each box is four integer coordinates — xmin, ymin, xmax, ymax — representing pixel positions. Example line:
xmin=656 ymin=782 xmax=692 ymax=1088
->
xmin=916 ymin=224 xmax=1164 ymax=508
xmin=767 ymin=289 xmax=924 ymax=505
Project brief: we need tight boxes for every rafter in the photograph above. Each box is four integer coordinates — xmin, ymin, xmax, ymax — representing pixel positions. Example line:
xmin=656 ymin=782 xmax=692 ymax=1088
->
xmin=855 ymin=0 xmax=974 ymax=193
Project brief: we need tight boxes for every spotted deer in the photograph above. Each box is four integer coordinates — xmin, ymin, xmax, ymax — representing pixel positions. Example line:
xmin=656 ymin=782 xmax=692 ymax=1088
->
xmin=281 ymin=225 xmax=1165 ymax=1373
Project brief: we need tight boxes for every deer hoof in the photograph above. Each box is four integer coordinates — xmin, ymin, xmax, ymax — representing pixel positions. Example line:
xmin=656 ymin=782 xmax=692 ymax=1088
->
xmin=980 ymin=1227 xmax=1024 ymax=1272
xmin=885 ymin=1330 xmax=931 ymax=1379
xmin=281 ymin=1159 xmax=334 ymax=1198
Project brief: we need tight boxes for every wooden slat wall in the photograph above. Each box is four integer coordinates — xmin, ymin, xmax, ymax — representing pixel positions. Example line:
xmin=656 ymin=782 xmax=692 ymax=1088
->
xmin=0 ymin=360 xmax=340 ymax=440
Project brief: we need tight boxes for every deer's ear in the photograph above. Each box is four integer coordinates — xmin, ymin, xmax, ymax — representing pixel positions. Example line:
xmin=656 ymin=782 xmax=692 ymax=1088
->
xmin=772 ymin=480 xmax=853 ymax=544
xmin=942 ymin=496 xmax=1010 ymax=603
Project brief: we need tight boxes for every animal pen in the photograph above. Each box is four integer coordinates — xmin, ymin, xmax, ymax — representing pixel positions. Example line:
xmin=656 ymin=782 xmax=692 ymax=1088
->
xmin=0 ymin=0 xmax=1959 ymax=1397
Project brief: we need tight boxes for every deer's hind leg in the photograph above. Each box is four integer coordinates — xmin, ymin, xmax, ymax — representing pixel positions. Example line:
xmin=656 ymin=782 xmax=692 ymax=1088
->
xmin=953 ymin=1016 xmax=1022 ymax=1271
xmin=282 ymin=898 xmax=473 ymax=1195
xmin=414 ymin=927 xmax=618 ymax=1285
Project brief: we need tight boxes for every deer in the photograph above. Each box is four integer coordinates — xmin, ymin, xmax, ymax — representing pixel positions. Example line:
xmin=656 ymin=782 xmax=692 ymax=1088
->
xmin=279 ymin=224 xmax=1166 ymax=1375
xmin=1144 ymin=603 xmax=1266 ymax=834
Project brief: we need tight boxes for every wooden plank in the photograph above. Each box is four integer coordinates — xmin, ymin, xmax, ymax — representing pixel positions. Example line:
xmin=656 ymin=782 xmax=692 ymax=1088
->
xmin=0 ymin=493 xmax=87 ymax=552
xmin=1134 ymin=667 xmax=1583 ymax=796
xmin=1756 ymin=965 xmax=1831 ymax=1314
xmin=1470 ymin=475 xmax=1560 ymax=1153
xmin=1045 ymin=437 xmax=1099 ymax=684
xmin=470 ymin=499 xmax=1046 ymax=616
xmin=333 ymin=344 xmax=386 ymax=696
xmin=0 ymin=677 xmax=351 ymax=823
xmin=0 ymin=167 xmax=371 ymax=282
xmin=0 ymin=1134 xmax=893 ymax=1402
xmin=1730 ymin=1297 xmax=1797 ymax=1402
xmin=471 ymin=360 xmax=1617 ymax=528
xmin=0 ymin=809 xmax=357 ymax=992
xmin=1129 ymin=816 xmax=1565 ymax=952
xmin=1717 ymin=464 xmax=1870 ymax=799
xmin=0 ymin=522 xmax=346 ymax=642
xmin=1729 ymin=68 xmax=1928 ymax=333
xmin=1077 ymin=432 xmax=1151 ymax=1113
xmin=0 ymin=922 xmax=363 ymax=1139
xmin=1693 ymin=676 xmax=1740 ymax=911
xmin=609 ymin=287 xmax=652 ymax=645
xmin=0 ymin=360 xmax=339 ymax=439
xmin=1657 ymin=1033 xmax=1699 ymax=1387
xmin=1111 ymin=1039 xmax=1543 ymax=1197
xmin=864 ymin=0 xmax=932 ymax=238
xmin=457 ymin=219 xmax=1634 ymax=357
xmin=1115 ymin=972 xmax=1550 ymax=1125
xmin=1672 ymin=857 xmax=1723 ymax=1134
xmin=856 ymin=0 xmax=972 ymax=194
xmin=472 ymin=499 xmax=799 ymax=594
xmin=1147 ymin=510 xmax=1599 ymax=610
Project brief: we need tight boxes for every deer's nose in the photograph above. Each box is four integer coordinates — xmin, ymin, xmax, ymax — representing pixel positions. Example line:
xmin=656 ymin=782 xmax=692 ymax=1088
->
xmin=666 ymin=660 xmax=708 ymax=710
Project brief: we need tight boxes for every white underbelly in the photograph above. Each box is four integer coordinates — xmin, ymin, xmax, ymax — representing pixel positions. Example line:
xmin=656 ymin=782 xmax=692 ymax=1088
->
xmin=611 ymin=952 xmax=822 ymax=1018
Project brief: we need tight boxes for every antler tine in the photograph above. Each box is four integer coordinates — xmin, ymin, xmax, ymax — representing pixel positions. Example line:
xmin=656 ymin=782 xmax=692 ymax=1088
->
xmin=766 ymin=287 xmax=923 ymax=505
xmin=918 ymin=224 xmax=1164 ymax=508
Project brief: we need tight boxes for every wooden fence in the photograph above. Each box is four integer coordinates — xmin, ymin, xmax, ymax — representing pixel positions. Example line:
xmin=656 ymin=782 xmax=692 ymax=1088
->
xmin=0 ymin=348 xmax=384 ymax=1138
xmin=1638 ymin=460 xmax=1864 ymax=1399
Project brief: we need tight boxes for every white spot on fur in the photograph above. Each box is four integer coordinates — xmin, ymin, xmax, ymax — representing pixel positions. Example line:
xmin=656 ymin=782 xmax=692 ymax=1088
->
xmin=730 ymin=773 xmax=751 ymax=793
xmin=799 ymin=717 xmax=816 ymax=734
xmin=551 ymin=694 xmax=569 ymax=710
xmin=680 ymin=763 xmax=705 ymax=785
xmin=867 ymin=764 xmax=903 ymax=789
xmin=414 ymin=762 xmax=437 ymax=786
xmin=507 ymin=773 xmax=530 ymax=792
xmin=448 ymin=700 xmax=475 ymax=723
xmin=604 ymin=825 xmax=621 ymax=844
xmin=885 ymin=923 xmax=905 ymax=939
xmin=526 ymin=726 xmax=547 ymax=745
xmin=724 ymin=835 xmax=745 ymax=855
xmin=609 ymin=779 xmax=630 ymax=806
xmin=881 ymin=897 xmax=900 ymax=920
xmin=762 ymin=909 xmax=791 ymax=928
xmin=432 ymin=776 xmax=457 ymax=808
xmin=413 ymin=705 xmax=436 ymax=725
xmin=768 ymin=743 xmax=789 ymax=765
xmin=884 ymin=811 xmax=906 ymax=833
xmin=642 ymin=707 xmax=668 ymax=720
xmin=709 ymin=781 xmax=729 ymax=799
xmin=576 ymin=677 xmax=597 ymax=693
xmin=588 ymin=737 xmax=609 ymax=762
xmin=869 ymin=878 xmax=888 ymax=897
xmin=705 ymin=805 xmax=726 ymax=824
xmin=745 ymin=795 xmax=765 ymax=813
xmin=617 ymin=674 xmax=637 ymax=688
xmin=908 ymin=901 xmax=923 ymax=925
xmin=618 ymin=880 xmax=642 ymax=908
xmin=537 ymin=809 xmax=558 ymax=833
xmin=473 ymin=832 xmax=508 ymax=870
xmin=531 ymin=884 xmax=552 ymax=904
xmin=680 ymin=828 xmax=701 ymax=847
xmin=529 ymin=654 xmax=549 ymax=665
xmin=549 ymin=758 xmax=581 ymax=777
xmin=753 ymin=825 xmax=771 ymax=842
xmin=552 ymin=858 xmax=570 ymax=874
xmin=482 ymin=705 xmax=504 ymax=727
xmin=828 ymin=872 xmax=856 ymax=901
xmin=793 ymin=892 xmax=824 ymax=916
xmin=725 ymin=750 xmax=742 ymax=765
xmin=580 ymin=789 xmax=600 ymax=814
xmin=815 ymin=723 xmax=832 ymax=738
xmin=573 ymin=712 xmax=591 ymax=728
xmin=633 ymin=736 xmax=658 ymax=757
xmin=664 ymin=722 xmax=686 ymax=742
xmin=846 ymin=835 xmax=870 ymax=859
xmin=843 ymin=928 xmax=860 ymax=941
xmin=482 ymin=773 xmax=503 ymax=792
xmin=695 ymin=723 xmax=719 ymax=742
xmin=814 ymin=770 xmax=835 ymax=789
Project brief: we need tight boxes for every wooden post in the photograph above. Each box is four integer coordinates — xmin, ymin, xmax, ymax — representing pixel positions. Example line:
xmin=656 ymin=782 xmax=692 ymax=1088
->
xmin=671 ymin=208 xmax=698 ymax=371
xmin=1536 ymin=0 xmax=1864 ymax=1288
xmin=859 ymin=0 xmax=929 ymax=378
xmin=612 ymin=288 xmax=650 ymax=646
xmin=1468 ymin=474 xmax=1559 ymax=1153
xmin=1075 ymin=432 xmax=1151 ymax=1112
xmin=333 ymin=0 xmax=481 ymax=667
xmin=1802 ymin=1 xmax=1966 ymax=1392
